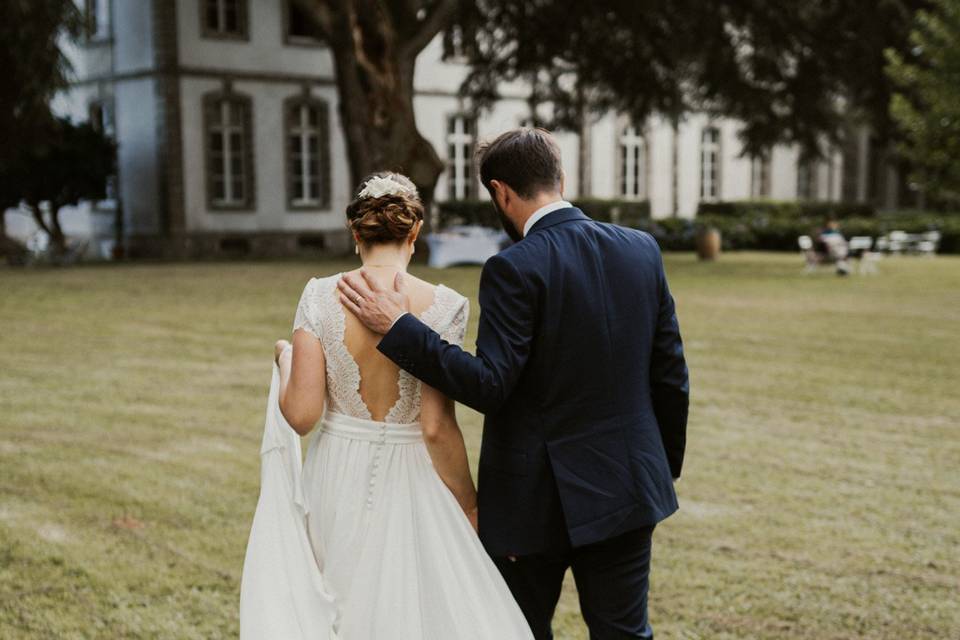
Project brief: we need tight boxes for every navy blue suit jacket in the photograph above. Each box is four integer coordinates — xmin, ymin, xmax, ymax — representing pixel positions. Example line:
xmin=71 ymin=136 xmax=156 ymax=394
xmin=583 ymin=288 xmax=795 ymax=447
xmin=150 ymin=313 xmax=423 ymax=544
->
xmin=378 ymin=207 xmax=689 ymax=556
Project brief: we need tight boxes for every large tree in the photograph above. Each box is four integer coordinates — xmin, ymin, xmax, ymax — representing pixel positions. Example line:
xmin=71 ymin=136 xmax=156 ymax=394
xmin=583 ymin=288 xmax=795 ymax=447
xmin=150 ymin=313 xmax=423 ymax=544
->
xmin=457 ymin=1 xmax=927 ymax=161
xmin=293 ymin=0 xmax=458 ymax=205
xmin=0 ymin=0 xmax=79 ymax=242
xmin=886 ymin=0 xmax=960 ymax=206
xmin=7 ymin=117 xmax=114 ymax=260
xmin=291 ymin=1 xmax=925 ymax=210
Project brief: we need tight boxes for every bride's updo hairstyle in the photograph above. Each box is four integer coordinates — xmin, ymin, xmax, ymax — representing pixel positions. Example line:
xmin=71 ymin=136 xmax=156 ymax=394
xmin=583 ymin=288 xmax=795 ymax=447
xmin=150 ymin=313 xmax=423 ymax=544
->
xmin=346 ymin=172 xmax=424 ymax=245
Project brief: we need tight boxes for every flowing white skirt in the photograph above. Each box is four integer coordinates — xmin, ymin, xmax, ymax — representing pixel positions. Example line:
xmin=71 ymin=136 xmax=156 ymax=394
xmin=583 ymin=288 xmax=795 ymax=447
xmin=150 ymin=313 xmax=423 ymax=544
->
xmin=302 ymin=410 xmax=534 ymax=640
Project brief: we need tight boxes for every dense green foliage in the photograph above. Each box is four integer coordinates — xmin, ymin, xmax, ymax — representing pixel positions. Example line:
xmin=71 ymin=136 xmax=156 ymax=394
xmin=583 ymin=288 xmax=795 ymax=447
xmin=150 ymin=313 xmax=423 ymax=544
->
xmin=3 ymin=117 xmax=114 ymax=255
xmin=886 ymin=0 xmax=960 ymax=206
xmin=456 ymin=0 xmax=929 ymax=159
xmin=0 ymin=0 xmax=79 ymax=172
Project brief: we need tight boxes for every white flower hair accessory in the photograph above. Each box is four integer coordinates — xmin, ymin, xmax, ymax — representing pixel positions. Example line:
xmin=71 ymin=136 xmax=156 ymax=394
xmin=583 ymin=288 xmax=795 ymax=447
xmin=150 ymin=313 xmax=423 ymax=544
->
xmin=357 ymin=175 xmax=416 ymax=199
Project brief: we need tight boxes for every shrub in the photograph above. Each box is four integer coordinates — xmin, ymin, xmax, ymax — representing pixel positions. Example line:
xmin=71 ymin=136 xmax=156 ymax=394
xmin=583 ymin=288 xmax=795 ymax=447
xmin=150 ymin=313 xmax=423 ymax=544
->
xmin=697 ymin=200 xmax=876 ymax=219
xmin=436 ymin=198 xmax=651 ymax=229
xmin=696 ymin=211 xmax=960 ymax=253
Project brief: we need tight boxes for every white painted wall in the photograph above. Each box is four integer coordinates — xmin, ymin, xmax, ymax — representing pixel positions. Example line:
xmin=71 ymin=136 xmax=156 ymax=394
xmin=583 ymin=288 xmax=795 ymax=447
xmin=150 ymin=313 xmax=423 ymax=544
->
xmin=114 ymin=0 xmax=155 ymax=74
xmin=115 ymin=78 xmax=162 ymax=235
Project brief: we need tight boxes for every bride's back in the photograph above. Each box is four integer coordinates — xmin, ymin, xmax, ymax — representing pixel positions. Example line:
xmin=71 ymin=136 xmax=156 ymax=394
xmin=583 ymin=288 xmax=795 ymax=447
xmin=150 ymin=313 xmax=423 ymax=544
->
xmin=293 ymin=270 xmax=467 ymax=424
xmin=341 ymin=270 xmax=437 ymax=421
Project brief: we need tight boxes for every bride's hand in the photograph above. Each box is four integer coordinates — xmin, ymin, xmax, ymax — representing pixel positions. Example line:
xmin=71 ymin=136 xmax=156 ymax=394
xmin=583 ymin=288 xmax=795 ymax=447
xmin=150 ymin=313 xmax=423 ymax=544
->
xmin=274 ymin=339 xmax=292 ymax=364
xmin=465 ymin=506 xmax=478 ymax=533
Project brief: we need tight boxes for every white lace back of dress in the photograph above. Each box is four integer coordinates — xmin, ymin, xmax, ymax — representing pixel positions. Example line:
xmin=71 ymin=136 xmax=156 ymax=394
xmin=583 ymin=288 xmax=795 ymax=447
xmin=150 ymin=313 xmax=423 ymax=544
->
xmin=292 ymin=275 xmax=468 ymax=424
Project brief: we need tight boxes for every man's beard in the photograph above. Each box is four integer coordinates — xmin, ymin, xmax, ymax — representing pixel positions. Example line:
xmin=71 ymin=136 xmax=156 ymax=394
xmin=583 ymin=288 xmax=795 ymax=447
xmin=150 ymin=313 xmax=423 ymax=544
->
xmin=494 ymin=201 xmax=523 ymax=243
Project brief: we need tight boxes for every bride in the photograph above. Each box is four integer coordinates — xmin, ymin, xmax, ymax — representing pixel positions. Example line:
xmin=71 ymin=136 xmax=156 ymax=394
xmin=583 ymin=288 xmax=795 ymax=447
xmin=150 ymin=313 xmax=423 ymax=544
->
xmin=242 ymin=172 xmax=533 ymax=639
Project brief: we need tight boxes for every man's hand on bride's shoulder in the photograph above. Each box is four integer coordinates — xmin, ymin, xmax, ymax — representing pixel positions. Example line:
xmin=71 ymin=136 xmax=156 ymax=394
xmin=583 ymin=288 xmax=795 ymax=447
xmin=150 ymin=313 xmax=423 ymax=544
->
xmin=274 ymin=339 xmax=292 ymax=364
xmin=337 ymin=270 xmax=410 ymax=334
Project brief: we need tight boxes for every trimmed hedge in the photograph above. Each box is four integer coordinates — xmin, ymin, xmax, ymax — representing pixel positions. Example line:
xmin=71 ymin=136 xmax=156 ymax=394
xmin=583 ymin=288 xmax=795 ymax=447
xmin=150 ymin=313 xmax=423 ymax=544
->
xmin=698 ymin=200 xmax=877 ymax=219
xmin=436 ymin=198 xmax=650 ymax=229
xmin=692 ymin=213 xmax=960 ymax=253
xmin=435 ymin=198 xmax=960 ymax=253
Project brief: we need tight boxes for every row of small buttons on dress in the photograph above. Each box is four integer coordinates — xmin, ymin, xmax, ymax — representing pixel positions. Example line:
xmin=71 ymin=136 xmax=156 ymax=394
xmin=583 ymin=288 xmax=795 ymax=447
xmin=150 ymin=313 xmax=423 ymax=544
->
xmin=366 ymin=422 xmax=389 ymax=510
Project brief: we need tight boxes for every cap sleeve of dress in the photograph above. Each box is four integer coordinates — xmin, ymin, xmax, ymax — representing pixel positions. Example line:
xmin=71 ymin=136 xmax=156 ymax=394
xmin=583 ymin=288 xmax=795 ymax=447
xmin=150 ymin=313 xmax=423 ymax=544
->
xmin=292 ymin=278 xmax=322 ymax=340
xmin=439 ymin=293 xmax=469 ymax=348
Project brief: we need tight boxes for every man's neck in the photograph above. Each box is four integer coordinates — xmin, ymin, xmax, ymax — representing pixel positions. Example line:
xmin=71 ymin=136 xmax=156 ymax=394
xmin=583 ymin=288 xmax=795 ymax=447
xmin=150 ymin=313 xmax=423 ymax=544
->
xmin=515 ymin=192 xmax=565 ymax=234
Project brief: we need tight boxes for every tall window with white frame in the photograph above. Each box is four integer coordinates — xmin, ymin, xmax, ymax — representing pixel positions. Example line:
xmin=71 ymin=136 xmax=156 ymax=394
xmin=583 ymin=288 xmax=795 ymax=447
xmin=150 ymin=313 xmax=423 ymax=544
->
xmin=203 ymin=0 xmax=247 ymax=39
xmin=204 ymin=92 xmax=254 ymax=210
xmin=285 ymin=97 xmax=330 ymax=209
xmin=446 ymin=115 xmax=477 ymax=200
xmin=750 ymin=153 xmax=772 ymax=198
xmin=700 ymin=126 xmax=721 ymax=201
xmin=619 ymin=125 xmax=647 ymax=200
xmin=84 ymin=0 xmax=110 ymax=41
xmin=797 ymin=159 xmax=819 ymax=200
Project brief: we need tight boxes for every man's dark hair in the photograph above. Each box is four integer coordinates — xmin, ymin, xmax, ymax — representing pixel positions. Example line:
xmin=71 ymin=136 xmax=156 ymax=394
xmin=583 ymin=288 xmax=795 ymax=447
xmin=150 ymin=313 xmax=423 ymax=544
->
xmin=477 ymin=127 xmax=563 ymax=199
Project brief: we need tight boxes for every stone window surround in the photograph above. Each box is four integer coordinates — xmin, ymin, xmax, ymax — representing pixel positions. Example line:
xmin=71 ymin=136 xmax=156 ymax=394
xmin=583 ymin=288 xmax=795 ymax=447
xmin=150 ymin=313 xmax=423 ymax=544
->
xmin=200 ymin=0 xmax=249 ymax=41
xmin=446 ymin=113 xmax=477 ymax=201
xmin=282 ymin=0 xmax=326 ymax=47
xmin=750 ymin=152 xmax=772 ymax=199
xmin=203 ymin=84 xmax=256 ymax=212
xmin=700 ymin=125 xmax=722 ymax=202
xmin=283 ymin=91 xmax=332 ymax=211
xmin=617 ymin=120 xmax=649 ymax=201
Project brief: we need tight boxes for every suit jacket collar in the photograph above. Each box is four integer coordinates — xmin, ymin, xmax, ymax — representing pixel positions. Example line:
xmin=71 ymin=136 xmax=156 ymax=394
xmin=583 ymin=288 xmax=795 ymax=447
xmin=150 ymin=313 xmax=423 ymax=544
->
xmin=526 ymin=207 xmax=589 ymax=235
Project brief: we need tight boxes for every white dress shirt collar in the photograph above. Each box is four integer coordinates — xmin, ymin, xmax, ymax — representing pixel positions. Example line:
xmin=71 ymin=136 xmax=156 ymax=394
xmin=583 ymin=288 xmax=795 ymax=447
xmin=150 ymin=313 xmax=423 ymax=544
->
xmin=522 ymin=200 xmax=573 ymax=237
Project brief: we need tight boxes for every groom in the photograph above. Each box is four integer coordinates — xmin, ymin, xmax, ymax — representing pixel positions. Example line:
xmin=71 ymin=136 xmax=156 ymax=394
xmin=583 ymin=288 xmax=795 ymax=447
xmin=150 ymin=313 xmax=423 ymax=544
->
xmin=339 ymin=128 xmax=688 ymax=639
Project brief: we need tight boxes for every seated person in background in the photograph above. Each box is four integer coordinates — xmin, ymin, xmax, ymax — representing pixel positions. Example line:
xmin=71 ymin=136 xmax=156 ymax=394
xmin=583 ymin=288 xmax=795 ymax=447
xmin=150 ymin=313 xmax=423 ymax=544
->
xmin=816 ymin=219 xmax=851 ymax=276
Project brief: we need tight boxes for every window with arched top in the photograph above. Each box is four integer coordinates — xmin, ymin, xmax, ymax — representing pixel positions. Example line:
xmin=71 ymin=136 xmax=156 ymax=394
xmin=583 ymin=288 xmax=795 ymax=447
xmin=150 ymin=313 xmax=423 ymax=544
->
xmin=202 ymin=0 xmax=248 ymax=39
xmin=284 ymin=96 xmax=331 ymax=209
xmin=203 ymin=90 xmax=255 ymax=210
xmin=618 ymin=124 xmax=647 ymax=200
xmin=700 ymin=126 xmax=721 ymax=201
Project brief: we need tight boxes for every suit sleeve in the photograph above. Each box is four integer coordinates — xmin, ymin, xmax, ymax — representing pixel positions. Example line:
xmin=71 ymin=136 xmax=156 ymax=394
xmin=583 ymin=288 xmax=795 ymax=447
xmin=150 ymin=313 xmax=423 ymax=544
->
xmin=650 ymin=249 xmax=690 ymax=479
xmin=377 ymin=254 xmax=535 ymax=414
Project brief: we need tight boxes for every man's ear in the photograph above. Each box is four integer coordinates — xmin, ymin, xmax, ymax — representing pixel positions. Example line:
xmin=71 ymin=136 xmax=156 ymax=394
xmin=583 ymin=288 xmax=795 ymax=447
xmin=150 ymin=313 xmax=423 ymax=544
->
xmin=489 ymin=179 xmax=510 ymax=210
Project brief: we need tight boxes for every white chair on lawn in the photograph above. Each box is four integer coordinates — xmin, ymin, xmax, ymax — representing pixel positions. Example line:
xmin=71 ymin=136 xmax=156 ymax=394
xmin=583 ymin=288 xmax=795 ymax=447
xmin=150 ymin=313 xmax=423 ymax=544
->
xmin=849 ymin=236 xmax=880 ymax=275
xmin=798 ymin=235 xmax=819 ymax=273
xmin=888 ymin=230 xmax=908 ymax=254
xmin=917 ymin=231 xmax=940 ymax=257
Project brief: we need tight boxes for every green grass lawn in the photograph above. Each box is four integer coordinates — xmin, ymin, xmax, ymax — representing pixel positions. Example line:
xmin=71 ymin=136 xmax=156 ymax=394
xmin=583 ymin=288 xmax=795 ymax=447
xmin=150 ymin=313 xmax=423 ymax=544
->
xmin=1 ymin=252 xmax=958 ymax=639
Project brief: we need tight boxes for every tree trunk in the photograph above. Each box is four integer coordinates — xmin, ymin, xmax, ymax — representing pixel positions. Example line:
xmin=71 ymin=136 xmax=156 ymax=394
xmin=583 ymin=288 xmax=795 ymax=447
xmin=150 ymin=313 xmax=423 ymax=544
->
xmin=298 ymin=1 xmax=455 ymax=221
xmin=48 ymin=203 xmax=67 ymax=256
xmin=28 ymin=201 xmax=67 ymax=257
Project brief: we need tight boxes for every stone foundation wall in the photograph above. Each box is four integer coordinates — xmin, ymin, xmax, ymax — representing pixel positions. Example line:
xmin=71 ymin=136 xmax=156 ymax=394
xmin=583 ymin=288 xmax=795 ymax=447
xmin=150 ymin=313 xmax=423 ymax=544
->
xmin=124 ymin=229 xmax=352 ymax=260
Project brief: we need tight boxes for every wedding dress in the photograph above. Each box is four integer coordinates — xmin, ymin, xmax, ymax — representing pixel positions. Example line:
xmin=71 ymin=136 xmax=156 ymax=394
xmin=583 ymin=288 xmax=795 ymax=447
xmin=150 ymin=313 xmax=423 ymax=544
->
xmin=240 ymin=274 xmax=533 ymax=640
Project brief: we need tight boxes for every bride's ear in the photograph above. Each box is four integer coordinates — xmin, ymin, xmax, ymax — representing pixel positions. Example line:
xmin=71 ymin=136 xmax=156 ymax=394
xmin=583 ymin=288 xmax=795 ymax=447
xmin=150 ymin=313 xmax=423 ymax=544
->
xmin=409 ymin=220 xmax=424 ymax=245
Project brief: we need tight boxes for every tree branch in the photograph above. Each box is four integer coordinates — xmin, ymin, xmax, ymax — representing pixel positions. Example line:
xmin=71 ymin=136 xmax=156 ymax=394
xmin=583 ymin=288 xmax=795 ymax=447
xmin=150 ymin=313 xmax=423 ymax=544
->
xmin=399 ymin=0 xmax=457 ymax=59
xmin=28 ymin=202 xmax=51 ymax=235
